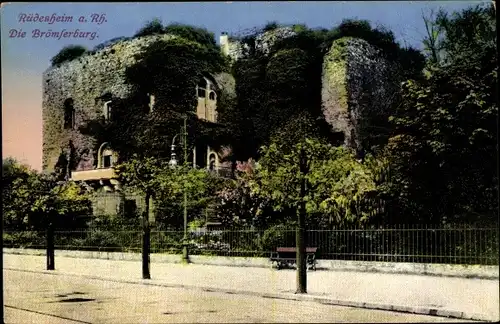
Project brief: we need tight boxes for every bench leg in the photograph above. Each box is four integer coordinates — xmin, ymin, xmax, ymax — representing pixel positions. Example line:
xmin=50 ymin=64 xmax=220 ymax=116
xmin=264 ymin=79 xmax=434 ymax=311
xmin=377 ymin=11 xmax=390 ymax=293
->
xmin=307 ymin=259 xmax=317 ymax=271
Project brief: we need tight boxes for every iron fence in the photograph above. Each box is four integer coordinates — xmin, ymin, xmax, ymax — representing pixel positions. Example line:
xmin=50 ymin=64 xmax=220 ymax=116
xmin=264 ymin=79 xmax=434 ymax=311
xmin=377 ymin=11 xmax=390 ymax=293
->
xmin=3 ymin=225 xmax=498 ymax=265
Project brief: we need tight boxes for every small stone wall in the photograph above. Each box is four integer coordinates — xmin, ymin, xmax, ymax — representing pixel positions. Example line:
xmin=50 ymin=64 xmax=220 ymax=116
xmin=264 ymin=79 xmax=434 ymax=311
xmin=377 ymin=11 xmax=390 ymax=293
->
xmin=4 ymin=248 xmax=498 ymax=279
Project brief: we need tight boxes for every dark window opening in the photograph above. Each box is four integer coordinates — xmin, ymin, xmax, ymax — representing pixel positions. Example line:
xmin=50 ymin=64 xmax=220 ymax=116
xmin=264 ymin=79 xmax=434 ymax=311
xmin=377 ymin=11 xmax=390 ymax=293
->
xmin=331 ymin=131 xmax=345 ymax=146
xmin=198 ymin=88 xmax=206 ymax=98
xmin=124 ymin=200 xmax=137 ymax=218
xmin=104 ymin=102 xmax=112 ymax=121
xmin=197 ymin=79 xmax=207 ymax=88
xmin=209 ymin=91 xmax=216 ymax=100
xmin=103 ymin=155 xmax=111 ymax=168
xmin=209 ymin=154 xmax=216 ymax=170
xmin=195 ymin=144 xmax=207 ymax=168
xmin=100 ymin=92 xmax=113 ymax=101
xmin=63 ymin=99 xmax=75 ymax=129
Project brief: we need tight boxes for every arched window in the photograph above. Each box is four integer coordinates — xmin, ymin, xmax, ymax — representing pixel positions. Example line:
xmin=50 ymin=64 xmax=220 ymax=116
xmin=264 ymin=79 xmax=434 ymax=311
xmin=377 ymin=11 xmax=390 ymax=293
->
xmin=209 ymin=154 xmax=216 ymax=171
xmin=103 ymin=101 xmax=112 ymax=121
xmin=197 ymin=78 xmax=207 ymax=98
xmin=63 ymin=98 xmax=75 ymax=129
xmin=209 ymin=91 xmax=216 ymax=100
xmin=97 ymin=142 xmax=116 ymax=168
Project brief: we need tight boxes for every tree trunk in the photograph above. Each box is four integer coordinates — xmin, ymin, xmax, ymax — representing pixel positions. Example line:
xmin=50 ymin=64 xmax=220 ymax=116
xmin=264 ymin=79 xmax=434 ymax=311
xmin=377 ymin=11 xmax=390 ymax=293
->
xmin=142 ymin=192 xmax=151 ymax=279
xmin=296 ymin=147 xmax=307 ymax=294
xmin=46 ymin=221 xmax=55 ymax=270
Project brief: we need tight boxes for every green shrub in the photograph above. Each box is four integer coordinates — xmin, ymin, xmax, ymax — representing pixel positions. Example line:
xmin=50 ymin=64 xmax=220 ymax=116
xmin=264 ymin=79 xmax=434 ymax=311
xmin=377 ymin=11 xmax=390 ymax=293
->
xmin=134 ymin=18 xmax=164 ymax=37
xmin=163 ymin=23 xmax=217 ymax=49
xmin=50 ymin=45 xmax=87 ymax=66
xmin=263 ymin=21 xmax=280 ymax=32
xmin=76 ymin=229 xmax=120 ymax=250
xmin=151 ymin=231 xmax=183 ymax=253
xmin=261 ymin=224 xmax=295 ymax=252
xmin=3 ymin=231 xmax=45 ymax=248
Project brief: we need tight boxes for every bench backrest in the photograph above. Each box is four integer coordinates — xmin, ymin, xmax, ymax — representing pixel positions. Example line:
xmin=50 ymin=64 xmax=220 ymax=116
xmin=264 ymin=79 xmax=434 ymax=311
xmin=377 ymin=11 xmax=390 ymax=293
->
xmin=276 ymin=247 xmax=317 ymax=253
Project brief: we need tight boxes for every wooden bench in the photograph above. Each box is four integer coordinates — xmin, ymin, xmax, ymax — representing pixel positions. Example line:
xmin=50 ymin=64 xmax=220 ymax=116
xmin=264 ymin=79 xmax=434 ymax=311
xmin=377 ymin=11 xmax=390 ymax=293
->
xmin=270 ymin=247 xmax=318 ymax=271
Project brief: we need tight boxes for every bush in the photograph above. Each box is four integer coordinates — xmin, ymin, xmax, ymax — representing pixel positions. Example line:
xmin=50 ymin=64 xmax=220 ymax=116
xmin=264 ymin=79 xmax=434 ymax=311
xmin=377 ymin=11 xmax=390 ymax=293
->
xmin=70 ymin=229 xmax=121 ymax=251
xmin=151 ymin=230 xmax=183 ymax=253
xmin=93 ymin=36 xmax=130 ymax=51
xmin=263 ymin=21 xmax=280 ymax=32
xmin=50 ymin=45 xmax=87 ymax=66
xmin=3 ymin=231 xmax=45 ymax=249
xmin=163 ymin=23 xmax=217 ymax=49
xmin=134 ymin=18 xmax=164 ymax=37
xmin=261 ymin=224 xmax=295 ymax=252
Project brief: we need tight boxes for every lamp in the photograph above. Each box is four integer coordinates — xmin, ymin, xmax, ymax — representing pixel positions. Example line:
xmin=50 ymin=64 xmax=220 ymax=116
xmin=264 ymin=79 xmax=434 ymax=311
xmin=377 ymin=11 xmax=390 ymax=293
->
xmin=169 ymin=134 xmax=179 ymax=168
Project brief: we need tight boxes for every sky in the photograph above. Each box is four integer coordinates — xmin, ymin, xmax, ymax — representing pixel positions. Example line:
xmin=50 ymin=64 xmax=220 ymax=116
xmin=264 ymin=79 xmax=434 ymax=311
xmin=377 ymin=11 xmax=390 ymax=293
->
xmin=1 ymin=1 xmax=484 ymax=170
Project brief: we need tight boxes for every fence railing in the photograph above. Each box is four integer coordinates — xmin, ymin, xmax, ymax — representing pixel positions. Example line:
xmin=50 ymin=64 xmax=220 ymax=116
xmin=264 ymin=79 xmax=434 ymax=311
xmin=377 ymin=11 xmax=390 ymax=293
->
xmin=3 ymin=225 xmax=498 ymax=265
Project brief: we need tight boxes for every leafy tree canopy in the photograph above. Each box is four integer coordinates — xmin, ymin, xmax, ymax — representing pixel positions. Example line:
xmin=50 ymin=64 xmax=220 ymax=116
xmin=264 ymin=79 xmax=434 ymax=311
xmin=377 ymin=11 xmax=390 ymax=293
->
xmin=248 ymin=138 xmax=385 ymax=227
xmin=383 ymin=2 xmax=497 ymax=225
xmin=115 ymin=156 xmax=224 ymax=228
xmin=2 ymin=158 xmax=91 ymax=230
xmin=422 ymin=3 xmax=496 ymax=67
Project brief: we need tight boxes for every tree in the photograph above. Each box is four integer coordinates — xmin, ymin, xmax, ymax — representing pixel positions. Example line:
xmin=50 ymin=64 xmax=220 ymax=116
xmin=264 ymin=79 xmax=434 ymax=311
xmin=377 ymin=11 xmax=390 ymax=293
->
xmin=384 ymin=3 xmax=497 ymax=225
xmin=50 ymin=45 xmax=87 ymax=66
xmin=386 ymin=63 xmax=497 ymax=224
xmin=249 ymin=138 xmax=382 ymax=228
xmin=153 ymin=163 xmax=224 ymax=229
xmin=2 ymin=161 xmax=91 ymax=270
xmin=249 ymin=136 xmax=383 ymax=293
xmin=2 ymin=158 xmax=91 ymax=230
xmin=422 ymin=9 xmax=446 ymax=65
xmin=433 ymin=4 xmax=496 ymax=66
xmin=30 ymin=177 xmax=92 ymax=227
xmin=115 ymin=155 xmax=222 ymax=272
xmin=3 ymin=158 xmax=39 ymax=230
xmin=114 ymin=156 xmax=164 ymax=279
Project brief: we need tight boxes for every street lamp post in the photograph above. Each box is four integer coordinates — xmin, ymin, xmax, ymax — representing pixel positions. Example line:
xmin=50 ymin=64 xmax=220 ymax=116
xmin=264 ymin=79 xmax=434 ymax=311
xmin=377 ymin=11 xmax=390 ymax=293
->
xmin=169 ymin=116 xmax=189 ymax=263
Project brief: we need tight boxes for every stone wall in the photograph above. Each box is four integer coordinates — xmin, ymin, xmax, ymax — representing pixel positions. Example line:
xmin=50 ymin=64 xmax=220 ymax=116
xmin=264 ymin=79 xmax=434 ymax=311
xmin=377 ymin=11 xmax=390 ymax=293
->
xmin=221 ymin=27 xmax=297 ymax=61
xmin=255 ymin=26 xmax=297 ymax=55
xmin=321 ymin=37 xmax=399 ymax=154
xmin=42 ymin=34 xmax=177 ymax=171
xmin=44 ymin=31 xmax=401 ymax=172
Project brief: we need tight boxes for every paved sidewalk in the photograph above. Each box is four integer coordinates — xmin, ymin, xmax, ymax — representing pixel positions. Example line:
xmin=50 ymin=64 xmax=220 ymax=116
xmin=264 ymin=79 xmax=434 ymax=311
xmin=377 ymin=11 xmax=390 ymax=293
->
xmin=4 ymin=254 xmax=499 ymax=321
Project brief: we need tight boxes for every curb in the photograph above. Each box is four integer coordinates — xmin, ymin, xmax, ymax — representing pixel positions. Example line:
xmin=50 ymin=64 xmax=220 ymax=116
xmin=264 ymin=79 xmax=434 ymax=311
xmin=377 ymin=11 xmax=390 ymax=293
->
xmin=4 ymin=267 xmax=494 ymax=322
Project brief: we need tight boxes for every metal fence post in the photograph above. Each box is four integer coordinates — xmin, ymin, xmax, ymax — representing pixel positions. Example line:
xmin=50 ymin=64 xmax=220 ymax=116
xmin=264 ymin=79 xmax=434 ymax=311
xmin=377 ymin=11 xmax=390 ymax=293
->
xmin=46 ymin=222 xmax=55 ymax=270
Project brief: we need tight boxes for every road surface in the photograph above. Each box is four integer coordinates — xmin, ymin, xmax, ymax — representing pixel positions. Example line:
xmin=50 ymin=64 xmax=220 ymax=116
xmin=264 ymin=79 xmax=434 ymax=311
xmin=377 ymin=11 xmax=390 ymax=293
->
xmin=4 ymin=269 xmax=472 ymax=323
